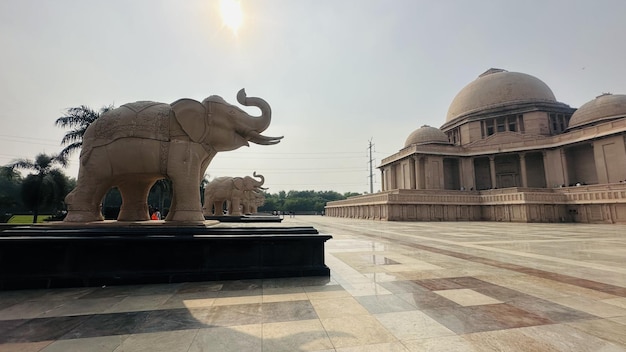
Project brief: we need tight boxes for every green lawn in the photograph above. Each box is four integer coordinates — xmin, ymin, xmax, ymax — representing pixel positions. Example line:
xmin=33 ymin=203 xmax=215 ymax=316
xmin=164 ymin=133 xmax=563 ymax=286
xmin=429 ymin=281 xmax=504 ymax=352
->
xmin=7 ymin=215 xmax=52 ymax=223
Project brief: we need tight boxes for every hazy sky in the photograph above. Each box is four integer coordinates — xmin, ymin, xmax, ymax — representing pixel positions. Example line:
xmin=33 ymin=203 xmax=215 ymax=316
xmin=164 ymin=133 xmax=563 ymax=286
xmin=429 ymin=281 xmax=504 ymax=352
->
xmin=1 ymin=0 xmax=625 ymax=194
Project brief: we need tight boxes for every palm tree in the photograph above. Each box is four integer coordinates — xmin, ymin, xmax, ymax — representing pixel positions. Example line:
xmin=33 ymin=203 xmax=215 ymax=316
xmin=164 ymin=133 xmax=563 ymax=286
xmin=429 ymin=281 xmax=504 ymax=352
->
xmin=55 ymin=105 xmax=114 ymax=160
xmin=8 ymin=153 xmax=69 ymax=223
xmin=200 ymin=175 xmax=210 ymax=201
xmin=0 ymin=166 xmax=22 ymax=215
xmin=152 ymin=179 xmax=172 ymax=216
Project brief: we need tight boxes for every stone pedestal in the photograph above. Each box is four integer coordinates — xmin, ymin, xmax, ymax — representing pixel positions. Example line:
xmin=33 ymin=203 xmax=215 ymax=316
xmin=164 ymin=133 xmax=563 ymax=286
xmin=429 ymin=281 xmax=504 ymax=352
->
xmin=204 ymin=215 xmax=283 ymax=222
xmin=0 ymin=224 xmax=331 ymax=290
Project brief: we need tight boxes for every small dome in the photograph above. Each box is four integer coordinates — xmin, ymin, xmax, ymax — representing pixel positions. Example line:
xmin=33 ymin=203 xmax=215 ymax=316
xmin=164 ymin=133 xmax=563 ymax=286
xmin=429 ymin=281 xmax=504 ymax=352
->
xmin=405 ymin=125 xmax=449 ymax=147
xmin=446 ymin=69 xmax=557 ymax=123
xmin=568 ymin=93 xmax=626 ymax=129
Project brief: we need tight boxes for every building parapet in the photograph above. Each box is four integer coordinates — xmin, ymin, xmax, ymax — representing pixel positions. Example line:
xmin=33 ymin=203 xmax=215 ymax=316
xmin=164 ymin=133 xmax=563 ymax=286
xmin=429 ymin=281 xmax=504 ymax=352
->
xmin=555 ymin=183 xmax=626 ymax=204
xmin=326 ymin=183 xmax=626 ymax=223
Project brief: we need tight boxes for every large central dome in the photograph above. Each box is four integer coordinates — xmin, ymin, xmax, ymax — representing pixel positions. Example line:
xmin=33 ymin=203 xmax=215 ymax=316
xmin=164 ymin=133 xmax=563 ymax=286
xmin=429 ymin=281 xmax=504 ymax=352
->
xmin=446 ymin=68 xmax=557 ymax=123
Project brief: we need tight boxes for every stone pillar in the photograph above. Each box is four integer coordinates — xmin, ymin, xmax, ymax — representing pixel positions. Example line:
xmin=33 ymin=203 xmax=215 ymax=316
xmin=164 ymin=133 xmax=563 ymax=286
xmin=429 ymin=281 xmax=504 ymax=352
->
xmin=415 ymin=157 xmax=423 ymax=190
xmin=489 ymin=155 xmax=497 ymax=189
xmin=409 ymin=157 xmax=416 ymax=189
xmin=519 ymin=153 xmax=527 ymax=187
xmin=560 ymin=149 xmax=569 ymax=186
xmin=381 ymin=169 xmax=385 ymax=191
xmin=469 ymin=157 xmax=476 ymax=190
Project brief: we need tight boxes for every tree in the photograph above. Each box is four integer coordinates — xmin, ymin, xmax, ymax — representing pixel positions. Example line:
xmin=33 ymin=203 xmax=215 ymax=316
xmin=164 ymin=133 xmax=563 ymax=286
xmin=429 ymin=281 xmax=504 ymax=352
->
xmin=7 ymin=153 xmax=70 ymax=223
xmin=102 ymin=187 xmax=122 ymax=220
xmin=150 ymin=179 xmax=172 ymax=216
xmin=258 ymin=190 xmax=361 ymax=213
xmin=55 ymin=104 xmax=114 ymax=160
xmin=200 ymin=175 xmax=210 ymax=206
xmin=0 ymin=166 xmax=23 ymax=216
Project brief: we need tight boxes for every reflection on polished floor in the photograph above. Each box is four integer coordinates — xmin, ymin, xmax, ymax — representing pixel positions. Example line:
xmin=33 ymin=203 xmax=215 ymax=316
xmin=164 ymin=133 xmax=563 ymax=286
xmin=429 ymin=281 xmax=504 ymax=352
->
xmin=1 ymin=216 xmax=625 ymax=351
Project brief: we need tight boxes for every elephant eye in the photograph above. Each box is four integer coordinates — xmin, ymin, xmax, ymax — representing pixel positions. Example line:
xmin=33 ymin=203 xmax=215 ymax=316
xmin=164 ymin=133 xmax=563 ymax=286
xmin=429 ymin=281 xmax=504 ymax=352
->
xmin=228 ymin=110 xmax=236 ymax=115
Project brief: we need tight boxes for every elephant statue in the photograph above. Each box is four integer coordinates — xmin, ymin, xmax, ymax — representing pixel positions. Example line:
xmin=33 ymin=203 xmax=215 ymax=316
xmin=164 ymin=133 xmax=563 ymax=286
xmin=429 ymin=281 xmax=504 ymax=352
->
xmin=242 ymin=189 xmax=265 ymax=214
xmin=64 ymin=89 xmax=282 ymax=222
xmin=203 ymin=172 xmax=266 ymax=216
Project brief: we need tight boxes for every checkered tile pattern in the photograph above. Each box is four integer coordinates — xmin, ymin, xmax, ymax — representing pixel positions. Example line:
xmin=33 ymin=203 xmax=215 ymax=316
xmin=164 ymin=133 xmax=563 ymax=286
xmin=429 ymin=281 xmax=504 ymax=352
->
xmin=1 ymin=217 xmax=625 ymax=351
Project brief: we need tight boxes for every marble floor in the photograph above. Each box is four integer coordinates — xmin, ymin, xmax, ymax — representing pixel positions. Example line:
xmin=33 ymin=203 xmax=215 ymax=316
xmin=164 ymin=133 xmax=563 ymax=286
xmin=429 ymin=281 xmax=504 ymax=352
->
xmin=1 ymin=216 xmax=626 ymax=351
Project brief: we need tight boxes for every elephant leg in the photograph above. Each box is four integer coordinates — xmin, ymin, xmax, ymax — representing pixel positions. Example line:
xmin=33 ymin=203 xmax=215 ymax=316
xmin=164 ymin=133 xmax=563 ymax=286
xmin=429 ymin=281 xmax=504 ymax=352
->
xmin=230 ymin=198 xmax=242 ymax=216
xmin=167 ymin=178 xmax=205 ymax=222
xmin=164 ymin=143 xmax=206 ymax=222
xmin=165 ymin=188 xmax=177 ymax=221
xmin=202 ymin=198 xmax=224 ymax=216
xmin=117 ymin=178 xmax=154 ymax=221
xmin=212 ymin=201 xmax=221 ymax=215
xmin=64 ymin=181 xmax=111 ymax=222
xmin=64 ymin=148 xmax=117 ymax=222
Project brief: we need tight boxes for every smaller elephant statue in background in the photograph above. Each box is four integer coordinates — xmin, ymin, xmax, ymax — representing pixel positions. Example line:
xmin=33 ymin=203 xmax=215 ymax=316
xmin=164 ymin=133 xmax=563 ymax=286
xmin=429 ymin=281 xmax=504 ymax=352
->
xmin=203 ymin=172 xmax=266 ymax=216
xmin=242 ymin=189 xmax=265 ymax=214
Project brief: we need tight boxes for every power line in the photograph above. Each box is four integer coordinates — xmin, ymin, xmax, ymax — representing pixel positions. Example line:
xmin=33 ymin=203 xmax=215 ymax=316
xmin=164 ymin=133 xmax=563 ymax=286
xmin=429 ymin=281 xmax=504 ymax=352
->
xmin=0 ymin=134 xmax=61 ymax=144
xmin=218 ymin=155 xmax=366 ymax=160
xmin=235 ymin=151 xmax=366 ymax=155
xmin=0 ymin=133 xmax=373 ymax=159
xmin=210 ymin=168 xmax=365 ymax=173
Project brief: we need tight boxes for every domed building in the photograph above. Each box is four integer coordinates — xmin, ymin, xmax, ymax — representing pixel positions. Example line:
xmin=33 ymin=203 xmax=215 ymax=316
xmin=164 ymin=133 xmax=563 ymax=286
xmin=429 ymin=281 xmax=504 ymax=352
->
xmin=327 ymin=68 xmax=626 ymax=223
xmin=404 ymin=125 xmax=450 ymax=147
xmin=568 ymin=93 xmax=626 ymax=129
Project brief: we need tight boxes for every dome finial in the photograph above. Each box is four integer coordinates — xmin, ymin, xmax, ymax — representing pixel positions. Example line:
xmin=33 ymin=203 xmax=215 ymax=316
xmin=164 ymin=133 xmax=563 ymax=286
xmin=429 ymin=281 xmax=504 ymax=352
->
xmin=479 ymin=68 xmax=507 ymax=78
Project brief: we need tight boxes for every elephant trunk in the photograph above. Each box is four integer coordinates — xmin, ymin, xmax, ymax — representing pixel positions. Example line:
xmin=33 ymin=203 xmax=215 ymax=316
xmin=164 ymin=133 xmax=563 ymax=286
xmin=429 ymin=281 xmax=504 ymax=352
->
xmin=252 ymin=171 xmax=265 ymax=187
xmin=237 ymin=89 xmax=272 ymax=133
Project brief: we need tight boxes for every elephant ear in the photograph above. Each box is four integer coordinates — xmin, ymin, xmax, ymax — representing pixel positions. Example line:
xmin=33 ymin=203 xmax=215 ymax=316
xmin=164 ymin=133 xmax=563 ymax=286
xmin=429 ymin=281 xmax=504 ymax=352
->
xmin=232 ymin=177 xmax=244 ymax=190
xmin=171 ymin=98 xmax=207 ymax=143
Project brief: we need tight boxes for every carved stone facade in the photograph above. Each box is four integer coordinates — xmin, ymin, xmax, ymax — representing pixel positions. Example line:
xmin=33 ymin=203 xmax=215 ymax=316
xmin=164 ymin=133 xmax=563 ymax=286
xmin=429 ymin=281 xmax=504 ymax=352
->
xmin=326 ymin=185 xmax=626 ymax=223
xmin=327 ymin=69 xmax=626 ymax=223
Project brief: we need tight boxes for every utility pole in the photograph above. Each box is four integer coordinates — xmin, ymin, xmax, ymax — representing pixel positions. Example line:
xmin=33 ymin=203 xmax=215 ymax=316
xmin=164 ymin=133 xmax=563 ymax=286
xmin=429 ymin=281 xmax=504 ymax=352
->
xmin=368 ymin=139 xmax=374 ymax=194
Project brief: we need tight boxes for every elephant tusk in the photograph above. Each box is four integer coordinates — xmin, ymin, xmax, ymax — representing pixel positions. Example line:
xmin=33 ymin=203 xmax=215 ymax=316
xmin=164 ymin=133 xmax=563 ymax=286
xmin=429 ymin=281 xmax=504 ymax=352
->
xmin=253 ymin=137 xmax=282 ymax=145
xmin=248 ymin=130 xmax=283 ymax=145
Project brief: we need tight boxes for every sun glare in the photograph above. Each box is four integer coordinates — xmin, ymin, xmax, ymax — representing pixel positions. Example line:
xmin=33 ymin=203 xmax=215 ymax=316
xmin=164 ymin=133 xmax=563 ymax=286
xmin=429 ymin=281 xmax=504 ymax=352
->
xmin=220 ymin=0 xmax=243 ymax=34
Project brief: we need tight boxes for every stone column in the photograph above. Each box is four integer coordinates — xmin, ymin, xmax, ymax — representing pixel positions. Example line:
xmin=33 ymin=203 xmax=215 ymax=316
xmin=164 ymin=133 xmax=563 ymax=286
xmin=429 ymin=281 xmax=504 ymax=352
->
xmin=381 ymin=169 xmax=385 ymax=191
xmin=489 ymin=155 xmax=497 ymax=189
xmin=560 ymin=149 xmax=569 ymax=186
xmin=519 ymin=153 xmax=527 ymax=187
xmin=539 ymin=151 xmax=548 ymax=187
xmin=409 ymin=157 xmax=416 ymax=189
xmin=469 ymin=157 xmax=476 ymax=190
xmin=415 ymin=157 xmax=423 ymax=190
xmin=461 ymin=157 xmax=476 ymax=190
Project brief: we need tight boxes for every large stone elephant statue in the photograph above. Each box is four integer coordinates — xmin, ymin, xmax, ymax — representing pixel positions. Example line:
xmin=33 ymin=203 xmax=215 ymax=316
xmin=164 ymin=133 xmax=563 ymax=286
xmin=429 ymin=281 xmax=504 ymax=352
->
xmin=64 ymin=89 xmax=282 ymax=222
xmin=203 ymin=172 xmax=265 ymax=216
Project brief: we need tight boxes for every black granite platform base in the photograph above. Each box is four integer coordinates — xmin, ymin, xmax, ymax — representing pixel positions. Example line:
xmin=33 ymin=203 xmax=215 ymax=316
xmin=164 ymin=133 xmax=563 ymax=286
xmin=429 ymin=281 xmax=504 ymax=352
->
xmin=0 ymin=224 xmax=331 ymax=290
xmin=204 ymin=215 xmax=283 ymax=222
